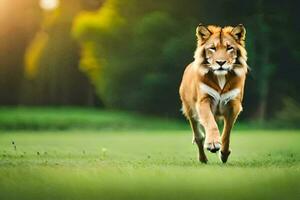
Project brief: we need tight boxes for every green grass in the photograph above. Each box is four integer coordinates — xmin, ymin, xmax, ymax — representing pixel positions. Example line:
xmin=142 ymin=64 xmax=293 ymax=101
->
xmin=0 ymin=107 xmax=185 ymax=130
xmin=0 ymin=130 xmax=300 ymax=200
xmin=0 ymin=107 xmax=284 ymax=131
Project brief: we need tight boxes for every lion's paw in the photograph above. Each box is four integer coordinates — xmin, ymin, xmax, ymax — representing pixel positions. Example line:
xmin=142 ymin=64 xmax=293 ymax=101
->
xmin=204 ymin=142 xmax=221 ymax=153
xmin=219 ymin=150 xmax=231 ymax=163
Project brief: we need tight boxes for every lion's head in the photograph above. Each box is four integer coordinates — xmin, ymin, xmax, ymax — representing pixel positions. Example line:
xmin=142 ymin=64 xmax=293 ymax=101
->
xmin=193 ymin=24 xmax=248 ymax=76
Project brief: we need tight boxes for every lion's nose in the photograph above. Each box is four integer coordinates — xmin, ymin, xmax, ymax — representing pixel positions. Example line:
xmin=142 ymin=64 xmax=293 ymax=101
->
xmin=216 ymin=61 xmax=226 ymax=67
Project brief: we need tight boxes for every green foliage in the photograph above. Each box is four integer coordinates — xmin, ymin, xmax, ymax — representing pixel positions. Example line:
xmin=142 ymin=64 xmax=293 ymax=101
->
xmin=0 ymin=130 xmax=300 ymax=200
xmin=25 ymin=32 xmax=49 ymax=78
xmin=73 ymin=0 xmax=197 ymax=115
xmin=23 ymin=0 xmax=93 ymax=105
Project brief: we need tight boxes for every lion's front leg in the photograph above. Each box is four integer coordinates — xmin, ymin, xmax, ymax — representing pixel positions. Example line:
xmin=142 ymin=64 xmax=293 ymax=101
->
xmin=189 ymin=118 xmax=207 ymax=163
xmin=220 ymin=100 xmax=242 ymax=163
xmin=197 ymin=99 xmax=221 ymax=153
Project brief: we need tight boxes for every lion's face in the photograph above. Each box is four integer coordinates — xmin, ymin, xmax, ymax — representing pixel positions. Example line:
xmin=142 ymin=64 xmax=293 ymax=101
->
xmin=194 ymin=25 xmax=248 ymax=76
xmin=204 ymin=32 xmax=239 ymax=75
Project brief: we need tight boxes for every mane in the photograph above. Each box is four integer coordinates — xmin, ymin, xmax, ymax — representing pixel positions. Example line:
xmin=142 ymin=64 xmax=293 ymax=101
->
xmin=234 ymin=41 xmax=249 ymax=76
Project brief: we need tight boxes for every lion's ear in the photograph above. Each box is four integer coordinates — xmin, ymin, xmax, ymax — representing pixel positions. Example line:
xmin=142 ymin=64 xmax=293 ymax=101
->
xmin=196 ymin=24 xmax=211 ymax=42
xmin=231 ymin=24 xmax=246 ymax=45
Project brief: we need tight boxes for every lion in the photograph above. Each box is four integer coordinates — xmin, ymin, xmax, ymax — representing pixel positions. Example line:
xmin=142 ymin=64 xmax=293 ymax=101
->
xmin=179 ymin=24 xmax=248 ymax=163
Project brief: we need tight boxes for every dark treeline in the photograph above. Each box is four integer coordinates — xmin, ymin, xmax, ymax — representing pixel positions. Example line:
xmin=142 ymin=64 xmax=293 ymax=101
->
xmin=0 ymin=0 xmax=299 ymax=124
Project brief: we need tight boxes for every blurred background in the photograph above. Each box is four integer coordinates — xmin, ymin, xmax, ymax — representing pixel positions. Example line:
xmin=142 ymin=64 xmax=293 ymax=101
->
xmin=0 ymin=0 xmax=299 ymax=128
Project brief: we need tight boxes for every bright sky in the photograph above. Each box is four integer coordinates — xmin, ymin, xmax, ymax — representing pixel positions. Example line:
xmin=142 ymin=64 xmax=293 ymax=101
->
xmin=39 ymin=0 xmax=60 ymax=11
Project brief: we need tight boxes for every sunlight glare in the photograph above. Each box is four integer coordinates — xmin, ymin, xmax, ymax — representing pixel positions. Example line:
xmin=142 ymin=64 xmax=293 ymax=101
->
xmin=39 ymin=0 xmax=60 ymax=11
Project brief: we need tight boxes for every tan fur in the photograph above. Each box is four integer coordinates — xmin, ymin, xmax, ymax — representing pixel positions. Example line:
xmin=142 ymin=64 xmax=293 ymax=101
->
xmin=179 ymin=24 xmax=248 ymax=163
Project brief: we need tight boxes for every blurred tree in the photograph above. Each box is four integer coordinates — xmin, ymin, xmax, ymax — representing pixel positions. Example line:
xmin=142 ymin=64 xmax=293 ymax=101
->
xmin=73 ymin=0 xmax=206 ymax=116
xmin=0 ymin=0 xmax=41 ymax=104
xmin=245 ymin=0 xmax=300 ymax=121
xmin=246 ymin=0 xmax=274 ymax=121
xmin=23 ymin=0 xmax=103 ymax=106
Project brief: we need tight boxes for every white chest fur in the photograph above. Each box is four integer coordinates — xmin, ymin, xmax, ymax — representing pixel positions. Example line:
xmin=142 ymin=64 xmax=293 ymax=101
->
xmin=199 ymin=83 xmax=240 ymax=114
xmin=217 ymin=75 xmax=226 ymax=89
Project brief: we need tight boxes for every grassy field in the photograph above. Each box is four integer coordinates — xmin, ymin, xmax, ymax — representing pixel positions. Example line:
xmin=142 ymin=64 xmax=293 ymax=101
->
xmin=0 ymin=107 xmax=186 ymax=130
xmin=0 ymin=107 xmax=277 ymax=130
xmin=1 ymin=129 xmax=300 ymax=200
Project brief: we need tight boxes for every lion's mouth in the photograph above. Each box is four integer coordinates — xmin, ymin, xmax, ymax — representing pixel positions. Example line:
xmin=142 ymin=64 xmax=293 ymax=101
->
xmin=214 ymin=68 xmax=229 ymax=72
xmin=213 ymin=67 xmax=230 ymax=75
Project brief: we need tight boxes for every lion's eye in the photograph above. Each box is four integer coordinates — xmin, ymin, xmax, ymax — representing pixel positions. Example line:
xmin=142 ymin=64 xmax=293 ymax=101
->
xmin=208 ymin=47 xmax=216 ymax=52
xmin=227 ymin=46 xmax=234 ymax=51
